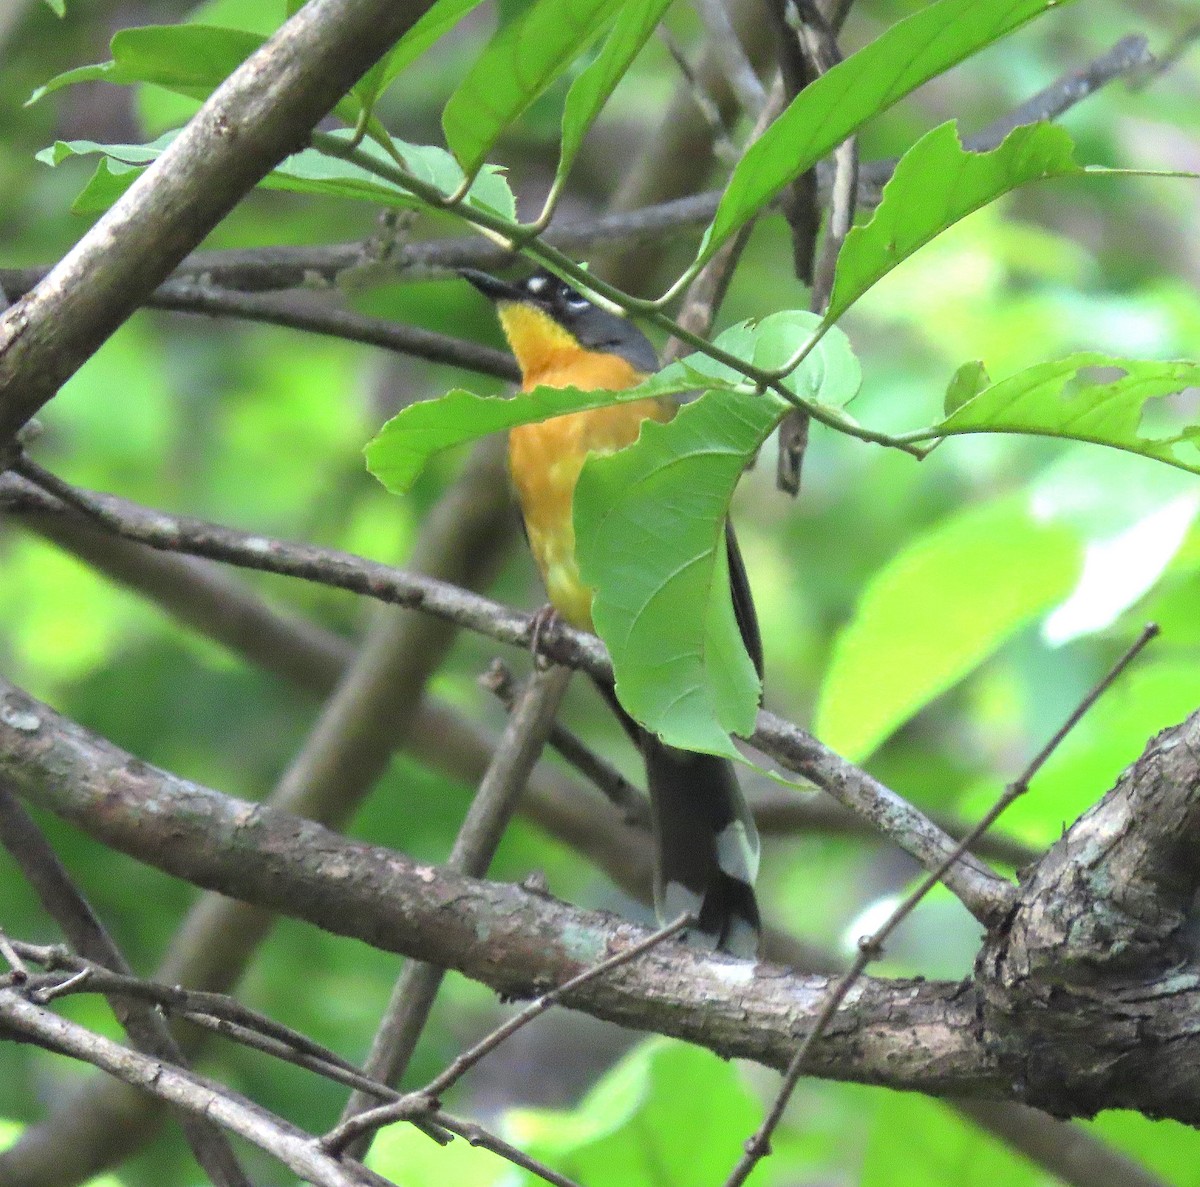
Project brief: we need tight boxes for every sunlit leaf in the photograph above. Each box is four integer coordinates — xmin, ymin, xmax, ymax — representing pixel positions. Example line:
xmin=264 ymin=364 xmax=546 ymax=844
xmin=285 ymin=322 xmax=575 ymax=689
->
xmin=826 ymin=121 xmax=1080 ymax=324
xmin=509 ymin=1040 xmax=762 ymax=1185
xmin=41 ymin=0 xmax=66 ymax=14
xmin=934 ymin=353 xmax=1200 ymax=474
xmin=28 ymin=23 xmax=396 ymax=158
xmin=861 ymin=1095 xmax=1043 ymax=1186
xmin=815 ymin=498 xmax=1082 ymax=762
xmin=442 ymin=0 xmax=623 ymax=173
xmin=28 ymin=25 xmax=264 ymax=104
xmin=554 ymin=0 xmax=672 ymax=189
xmin=576 ymin=314 xmax=860 ymax=754
xmin=366 ymin=310 xmax=858 ymax=494
xmin=698 ymin=0 xmax=1071 ymax=266
xmin=37 ymin=131 xmax=515 ymax=220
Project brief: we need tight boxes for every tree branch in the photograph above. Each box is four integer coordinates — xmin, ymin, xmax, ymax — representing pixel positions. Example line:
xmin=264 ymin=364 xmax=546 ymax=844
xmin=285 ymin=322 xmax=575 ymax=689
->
xmin=148 ymin=282 xmax=519 ymax=380
xmin=338 ymin=663 xmax=573 ymax=1155
xmin=0 ymin=990 xmax=388 ymax=1187
xmin=0 ymin=788 xmax=253 ymax=1187
xmin=7 ymin=673 xmax=1200 ymax=1124
xmin=0 ymin=0 xmax=443 ymax=441
xmin=0 ymin=673 xmax=998 ymax=1098
xmin=0 ymin=442 xmax=517 ymax=1184
xmin=0 ymin=469 xmax=1013 ymax=922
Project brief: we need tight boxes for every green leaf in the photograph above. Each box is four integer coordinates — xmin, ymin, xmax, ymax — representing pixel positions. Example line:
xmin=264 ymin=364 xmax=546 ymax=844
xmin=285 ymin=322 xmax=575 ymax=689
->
xmin=28 ymin=25 xmax=264 ymax=105
xmin=576 ymin=390 xmax=784 ymax=755
xmin=442 ymin=0 xmax=623 ymax=174
xmin=509 ymin=1040 xmax=762 ymax=1185
xmin=554 ymin=0 xmax=672 ymax=189
xmin=38 ymin=131 xmax=515 ymax=220
xmin=576 ymin=315 xmax=860 ymax=755
xmin=815 ymin=498 xmax=1082 ymax=762
xmin=367 ymin=311 xmax=859 ymax=754
xmin=826 ymin=121 xmax=1080 ymax=324
xmin=861 ymin=1095 xmax=1043 ymax=1187
xmin=374 ymin=0 xmax=488 ymax=94
xmin=698 ymin=0 xmax=1071 ymax=266
xmin=943 ymin=360 xmax=990 ymax=416
xmin=41 ymin=0 xmax=66 ymax=13
xmin=28 ymin=23 xmax=398 ymax=162
xmin=935 ymin=353 xmax=1200 ymax=474
xmin=366 ymin=309 xmax=858 ymax=496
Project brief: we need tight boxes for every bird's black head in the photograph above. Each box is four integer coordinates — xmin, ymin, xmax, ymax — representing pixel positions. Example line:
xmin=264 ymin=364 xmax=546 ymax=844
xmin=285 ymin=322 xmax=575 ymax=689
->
xmin=459 ymin=267 xmax=659 ymax=375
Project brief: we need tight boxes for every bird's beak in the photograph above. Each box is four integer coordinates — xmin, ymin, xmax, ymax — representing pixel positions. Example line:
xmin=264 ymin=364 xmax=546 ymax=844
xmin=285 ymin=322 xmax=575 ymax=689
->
xmin=458 ymin=268 xmax=525 ymax=303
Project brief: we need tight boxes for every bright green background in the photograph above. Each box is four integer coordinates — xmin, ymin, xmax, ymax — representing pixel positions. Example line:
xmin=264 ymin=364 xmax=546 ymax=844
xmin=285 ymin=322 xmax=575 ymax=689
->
xmin=2 ymin=0 xmax=1200 ymax=1184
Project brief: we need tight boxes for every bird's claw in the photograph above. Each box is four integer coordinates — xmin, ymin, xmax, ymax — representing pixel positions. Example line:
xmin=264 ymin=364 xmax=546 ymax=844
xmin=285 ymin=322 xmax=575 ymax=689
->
xmin=529 ymin=603 xmax=562 ymax=670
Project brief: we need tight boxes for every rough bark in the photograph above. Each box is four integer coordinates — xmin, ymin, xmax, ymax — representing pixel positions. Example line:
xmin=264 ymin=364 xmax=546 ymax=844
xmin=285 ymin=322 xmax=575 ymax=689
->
xmin=5 ymin=679 xmax=1200 ymax=1124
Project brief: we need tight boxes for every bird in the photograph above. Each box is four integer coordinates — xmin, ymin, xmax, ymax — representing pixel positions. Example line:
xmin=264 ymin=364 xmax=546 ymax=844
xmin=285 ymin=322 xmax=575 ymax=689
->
xmin=460 ymin=266 xmax=762 ymax=958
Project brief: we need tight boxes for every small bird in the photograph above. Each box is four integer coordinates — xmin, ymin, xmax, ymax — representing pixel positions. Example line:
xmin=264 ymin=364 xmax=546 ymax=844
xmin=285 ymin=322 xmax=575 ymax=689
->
xmin=461 ymin=267 xmax=762 ymax=957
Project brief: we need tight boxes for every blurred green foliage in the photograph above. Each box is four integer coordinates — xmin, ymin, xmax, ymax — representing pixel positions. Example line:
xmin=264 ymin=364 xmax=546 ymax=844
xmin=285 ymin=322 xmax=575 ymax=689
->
xmin=2 ymin=0 xmax=1200 ymax=1184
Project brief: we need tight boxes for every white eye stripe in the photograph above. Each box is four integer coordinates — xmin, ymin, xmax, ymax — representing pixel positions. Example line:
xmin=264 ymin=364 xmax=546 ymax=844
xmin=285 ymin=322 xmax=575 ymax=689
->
xmin=564 ymin=294 xmax=590 ymax=310
xmin=525 ymin=275 xmax=549 ymax=294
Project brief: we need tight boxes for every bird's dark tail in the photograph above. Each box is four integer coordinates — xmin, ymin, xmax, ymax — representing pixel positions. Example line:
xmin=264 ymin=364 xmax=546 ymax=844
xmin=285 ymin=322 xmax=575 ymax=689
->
xmin=594 ymin=678 xmax=761 ymax=957
xmin=639 ymin=733 xmax=761 ymax=958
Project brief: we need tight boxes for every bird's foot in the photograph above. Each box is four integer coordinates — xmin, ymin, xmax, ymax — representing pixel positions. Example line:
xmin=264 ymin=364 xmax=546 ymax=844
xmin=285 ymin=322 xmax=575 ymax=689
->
xmin=529 ymin=603 xmax=562 ymax=670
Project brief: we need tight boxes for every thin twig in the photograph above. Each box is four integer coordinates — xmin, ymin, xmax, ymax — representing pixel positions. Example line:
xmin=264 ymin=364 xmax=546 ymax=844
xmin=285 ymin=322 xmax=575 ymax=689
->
xmin=425 ymin=912 xmax=692 ymax=1099
xmin=722 ymin=623 xmax=1160 ymax=1187
xmin=150 ymin=281 xmax=519 ymax=380
xmin=657 ymin=26 xmax=741 ymax=165
xmin=31 ymin=967 xmax=94 ymax=1003
xmin=0 ymin=34 xmax=1156 ymax=322
xmin=8 ymin=942 xmax=375 ymax=1078
xmin=323 ymin=914 xmax=691 ymax=1155
xmin=664 ymin=76 xmax=788 ymax=363
xmin=0 ymin=786 xmax=254 ymax=1187
xmin=692 ymin=0 xmax=768 ymax=116
xmin=0 ymin=989 xmax=392 ymax=1187
xmin=0 ymin=0 xmax=456 ymax=442
xmin=0 ymin=440 xmax=519 ymax=1185
xmin=0 ymin=931 xmax=29 ymax=980
xmin=336 ymin=662 xmax=574 ymax=1156
xmin=1 ymin=468 xmax=1012 ymax=922
xmin=482 ymin=660 xmax=647 ymax=825
xmin=975 ymin=33 xmax=1152 ymax=144
xmin=429 ymin=1111 xmax=586 ymax=1187
xmin=776 ymin=0 xmax=858 ymax=495
xmin=1013 ymin=624 xmax=1160 ymax=789
xmin=1130 ymin=24 xmax=1198 ymax=91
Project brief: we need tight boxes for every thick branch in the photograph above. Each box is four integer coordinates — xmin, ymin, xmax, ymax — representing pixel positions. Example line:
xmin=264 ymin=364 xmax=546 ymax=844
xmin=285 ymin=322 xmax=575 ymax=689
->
xmin=6 ymin=683 xmax=1200 ymax=1123
xmin=0 ymin=674 xmax=993 ymax=1097
xmin=980 ymin=710 xmax=1200 ymax=1123
xmin=0 ymin=0 xmax=441 ymax=440
xmin=0 ymin=471 xmax=1013 ymax=921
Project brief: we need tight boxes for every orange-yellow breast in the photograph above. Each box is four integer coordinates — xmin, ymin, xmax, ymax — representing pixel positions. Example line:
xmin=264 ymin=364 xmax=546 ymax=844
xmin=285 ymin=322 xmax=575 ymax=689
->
xmin=500 ymin=304 xmax=672 ymax=629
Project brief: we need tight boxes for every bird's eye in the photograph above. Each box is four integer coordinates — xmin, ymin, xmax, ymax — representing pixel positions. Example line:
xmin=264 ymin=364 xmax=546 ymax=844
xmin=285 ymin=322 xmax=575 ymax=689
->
xmin=563 ymin=292 xmax=590 ymax=311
